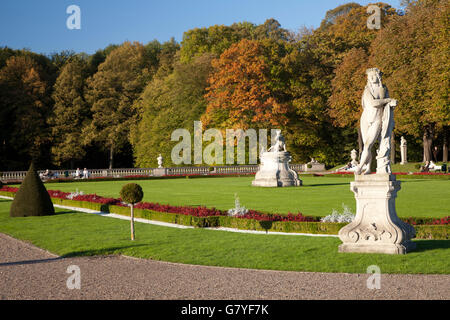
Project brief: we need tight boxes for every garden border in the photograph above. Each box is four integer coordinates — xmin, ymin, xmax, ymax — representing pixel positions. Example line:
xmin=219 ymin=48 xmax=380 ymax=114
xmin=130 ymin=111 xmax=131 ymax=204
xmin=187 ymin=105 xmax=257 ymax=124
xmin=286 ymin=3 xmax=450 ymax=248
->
xmin=0 ymin=189 xmax=447 ymax=239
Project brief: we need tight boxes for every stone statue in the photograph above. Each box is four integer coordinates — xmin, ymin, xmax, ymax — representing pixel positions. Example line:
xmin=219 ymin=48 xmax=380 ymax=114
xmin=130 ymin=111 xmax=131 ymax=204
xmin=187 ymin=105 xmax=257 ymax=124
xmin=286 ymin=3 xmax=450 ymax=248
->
xmin=355 ymin=68 xmax=397 ymax=175
xmin=400 ymin=136 xmax=407 ymax=165
xmin=268 ymin=130 xmax=287 ymax=152
xmin=338 ymin=68 xmax=416 ymax=254
xmin=157 ymin=154 xmax=163 ymax=168
xmin=253 ymin=130 xmax=301 ymax=187
xmin=350 ymin=149 xmax=359 ymax=167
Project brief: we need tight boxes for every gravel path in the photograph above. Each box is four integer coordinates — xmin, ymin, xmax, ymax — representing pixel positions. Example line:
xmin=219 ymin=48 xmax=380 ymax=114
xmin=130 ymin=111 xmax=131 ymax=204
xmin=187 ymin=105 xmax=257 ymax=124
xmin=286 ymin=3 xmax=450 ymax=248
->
xmin=0 ymin=233 xmax=448 ymax=300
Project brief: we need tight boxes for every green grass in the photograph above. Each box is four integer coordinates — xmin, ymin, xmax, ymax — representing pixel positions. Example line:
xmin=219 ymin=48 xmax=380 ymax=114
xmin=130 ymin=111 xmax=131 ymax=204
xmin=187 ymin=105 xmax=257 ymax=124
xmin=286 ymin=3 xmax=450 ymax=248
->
xmin=14 ymin=175 xmax=450 ymax=218
xmin=0 ymin=199 xmax=448 ymax=274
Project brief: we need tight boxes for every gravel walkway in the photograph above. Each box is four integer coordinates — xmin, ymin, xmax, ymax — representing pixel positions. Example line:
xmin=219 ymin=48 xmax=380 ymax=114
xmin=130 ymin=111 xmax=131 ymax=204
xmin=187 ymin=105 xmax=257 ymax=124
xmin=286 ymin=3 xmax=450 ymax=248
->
xmin=0 ymin=233 xmax=448 ymax=300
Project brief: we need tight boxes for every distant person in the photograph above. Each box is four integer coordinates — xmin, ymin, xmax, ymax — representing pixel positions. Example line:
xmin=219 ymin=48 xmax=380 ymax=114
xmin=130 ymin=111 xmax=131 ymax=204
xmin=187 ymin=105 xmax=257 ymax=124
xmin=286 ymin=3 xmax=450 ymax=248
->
xmin=432 ymin=146 xmax=439 ymax=163
xmin=75 ymin=168 xmax=81 ymax=178
xmin=420 ymin=161 xmax=430 ymax=172
xmin=42 ymin=169 xmax=52 ymax=179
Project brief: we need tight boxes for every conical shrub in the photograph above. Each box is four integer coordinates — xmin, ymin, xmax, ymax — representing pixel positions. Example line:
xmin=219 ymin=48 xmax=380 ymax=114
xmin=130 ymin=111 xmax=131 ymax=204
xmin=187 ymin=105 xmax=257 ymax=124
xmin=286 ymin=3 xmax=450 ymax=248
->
xmin=10 ymin=162 xmax=55 ymax=217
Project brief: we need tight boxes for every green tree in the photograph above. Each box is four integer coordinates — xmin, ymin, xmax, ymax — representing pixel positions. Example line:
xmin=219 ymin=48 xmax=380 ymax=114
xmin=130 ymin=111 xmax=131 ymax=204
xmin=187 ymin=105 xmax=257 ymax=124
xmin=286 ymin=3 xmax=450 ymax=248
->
xmin=179 ymin=19 xmax=289 ymax=62
xmin=0 ymin=56 xmax=51 ymax=170
xmin=120 ymin=183 xmax=144 ymax=240
xmin=48 ymin=58 xmax=90 ymax=168
xmin=84 ymin=41 xmax=153 ymax=169
xmin=131 ymin=53 xmax=214 ymax=167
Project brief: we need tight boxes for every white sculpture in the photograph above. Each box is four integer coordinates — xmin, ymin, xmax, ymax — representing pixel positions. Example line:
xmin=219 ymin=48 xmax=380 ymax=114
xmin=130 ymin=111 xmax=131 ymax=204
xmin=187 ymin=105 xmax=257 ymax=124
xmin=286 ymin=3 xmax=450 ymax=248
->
xmin=400 ymin=136 xmax=407 ymax=165
xmin=339 ymin=68 xmax=415 ymax=254
xmin=355 ymin=68 xmax=397 ymax=175
xmin=157 ymin=154 xmax=163 ymax=168
xmin=252 ymin=130 xmax=301 ymax=187
xmin=268 ymin=130 xmax=287 ymax=152
xmin=350 ymin=149 xmax=358 ymax=167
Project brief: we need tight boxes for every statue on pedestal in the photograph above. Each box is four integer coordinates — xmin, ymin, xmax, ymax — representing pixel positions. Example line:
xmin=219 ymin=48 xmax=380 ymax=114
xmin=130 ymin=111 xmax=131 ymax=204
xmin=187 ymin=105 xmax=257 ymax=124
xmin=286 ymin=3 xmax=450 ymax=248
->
xmin=252 ymin=130 xmax=301 ymax=187
xmin=339 ymin=68 xmax=415 ymax=254
xmin=157 ymin=154 xmax=163 ymax=168
xmin=355 ymin=68 xmax=397 ymax=175
xmin=400 ymin=136 xmax=408 ymax=165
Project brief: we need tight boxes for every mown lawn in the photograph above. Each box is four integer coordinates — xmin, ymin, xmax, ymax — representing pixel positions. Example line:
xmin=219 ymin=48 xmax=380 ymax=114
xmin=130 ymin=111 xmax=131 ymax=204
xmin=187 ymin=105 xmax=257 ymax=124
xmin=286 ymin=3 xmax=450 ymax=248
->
xmin=0 ymin=199 xmax=448 ymax=274
xmin=23 ymin=175 xmax=450 ymax=218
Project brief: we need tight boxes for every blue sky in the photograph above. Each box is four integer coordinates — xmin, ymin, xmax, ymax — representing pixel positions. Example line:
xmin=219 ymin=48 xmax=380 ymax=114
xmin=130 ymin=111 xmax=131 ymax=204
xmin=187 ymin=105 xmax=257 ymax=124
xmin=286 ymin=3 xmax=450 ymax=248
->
xmin=0 ymin=0 xmax=401 ymax=55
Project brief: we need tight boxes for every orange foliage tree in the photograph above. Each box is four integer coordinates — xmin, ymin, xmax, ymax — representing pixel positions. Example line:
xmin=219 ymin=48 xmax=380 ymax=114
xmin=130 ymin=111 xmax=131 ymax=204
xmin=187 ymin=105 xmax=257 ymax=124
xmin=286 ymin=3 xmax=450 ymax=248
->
xmin=202 ymin=39 xmax=290 ymax=131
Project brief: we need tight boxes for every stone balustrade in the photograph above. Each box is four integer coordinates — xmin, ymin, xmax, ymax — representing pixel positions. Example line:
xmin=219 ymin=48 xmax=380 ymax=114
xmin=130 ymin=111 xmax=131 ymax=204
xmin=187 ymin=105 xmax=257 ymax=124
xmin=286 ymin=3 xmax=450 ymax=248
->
xmin=0 ymin=163 xmax=319 ymax=182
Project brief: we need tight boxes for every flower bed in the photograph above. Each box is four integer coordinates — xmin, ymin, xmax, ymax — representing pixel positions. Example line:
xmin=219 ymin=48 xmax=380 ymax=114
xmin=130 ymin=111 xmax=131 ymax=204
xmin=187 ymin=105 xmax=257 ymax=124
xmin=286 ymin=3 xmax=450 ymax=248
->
xmin=330 ymin=171 xmax=450 ymax=179
xmin=0 ymin=186 xmax=448 ymax=239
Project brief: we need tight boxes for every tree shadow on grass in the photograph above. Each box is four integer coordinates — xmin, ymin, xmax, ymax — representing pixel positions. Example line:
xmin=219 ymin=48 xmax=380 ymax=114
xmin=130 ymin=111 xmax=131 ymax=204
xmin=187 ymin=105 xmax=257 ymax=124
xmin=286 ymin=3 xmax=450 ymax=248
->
xmin=0 ymin=257 xmax=64 ymax=267
xmin=53 ymin=210 xmax=76 ymax=215
xmin=0 ymin=199 xmax=12 ymax=203
xmin=413 ymin=240 xmax=450 ymax=253
xmin=0 ymin=245 xmax=149 ymax=267
xmin=61 ymin=244 xmax=149 ymax=258
xmin=305 ymin=183 xmax=350 ymax=187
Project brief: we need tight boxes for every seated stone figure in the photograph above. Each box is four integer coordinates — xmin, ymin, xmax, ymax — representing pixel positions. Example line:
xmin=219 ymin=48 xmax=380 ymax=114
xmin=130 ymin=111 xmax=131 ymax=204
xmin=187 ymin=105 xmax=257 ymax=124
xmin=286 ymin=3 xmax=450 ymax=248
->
xmin=268 ymin=130 xmax=287 ymax=152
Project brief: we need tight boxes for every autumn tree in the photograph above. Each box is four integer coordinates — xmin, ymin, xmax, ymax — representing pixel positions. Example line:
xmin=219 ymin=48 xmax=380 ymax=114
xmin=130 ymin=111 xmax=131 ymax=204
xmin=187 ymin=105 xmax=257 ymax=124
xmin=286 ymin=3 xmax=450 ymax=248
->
xmin=370 ymin=0 xmax=449 ymax=162
xmin=48 ymin=58 xmax=90 ymax=168
xmin=84 ymin=41 xmax=153 ymax=168
xmin=292 ymin=2 xmax=399 ymax=164
xmin=328 ymin=48 xmax=370 ymax=152
xmin=203 ymin=39 xmax=290 ymax=130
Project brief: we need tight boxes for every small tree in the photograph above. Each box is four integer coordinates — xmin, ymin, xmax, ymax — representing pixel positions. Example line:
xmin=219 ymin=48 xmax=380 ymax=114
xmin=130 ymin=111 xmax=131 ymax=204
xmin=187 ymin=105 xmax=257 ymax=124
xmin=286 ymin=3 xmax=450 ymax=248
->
xmin=120 ymin=183 xmax=144 ymax=240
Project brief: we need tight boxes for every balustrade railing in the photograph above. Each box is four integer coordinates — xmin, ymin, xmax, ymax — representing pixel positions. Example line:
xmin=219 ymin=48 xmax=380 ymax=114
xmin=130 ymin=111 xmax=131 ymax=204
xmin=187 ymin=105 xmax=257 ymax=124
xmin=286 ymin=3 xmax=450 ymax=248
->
xmin=0 ymin=163 xmax=313 ymax=182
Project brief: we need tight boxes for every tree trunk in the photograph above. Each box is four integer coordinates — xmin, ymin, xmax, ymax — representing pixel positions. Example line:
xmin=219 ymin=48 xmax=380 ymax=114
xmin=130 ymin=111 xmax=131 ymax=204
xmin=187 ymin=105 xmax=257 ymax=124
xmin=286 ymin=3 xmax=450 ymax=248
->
xmin=390 ymin=132 xmax=395 ymax=164
xmin=423 ymin=125 xmax=434 ymax=163
xmin=443 ymin=127 xmax=448 ymax=163
xmin=109 ymin=144 xmax=114 ymax=169
xmin=130 ymin=204 xmax=135 ymax=241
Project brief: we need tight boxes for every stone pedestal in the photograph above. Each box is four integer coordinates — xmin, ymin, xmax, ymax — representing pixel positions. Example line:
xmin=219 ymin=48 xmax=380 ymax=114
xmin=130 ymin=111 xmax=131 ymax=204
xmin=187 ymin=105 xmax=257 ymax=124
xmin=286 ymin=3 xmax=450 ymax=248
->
xmin=400 ymin=136 xmax=407 ymax=165
xmin=252 ymin=151 xmax=302 ymax=187
xmin=303 ymin=161 xmax=326 ymax=172
xmin=338 ymin=174 xmax=416 ymax=254
xmin=153 ymin=168 xmax=167 ymax=177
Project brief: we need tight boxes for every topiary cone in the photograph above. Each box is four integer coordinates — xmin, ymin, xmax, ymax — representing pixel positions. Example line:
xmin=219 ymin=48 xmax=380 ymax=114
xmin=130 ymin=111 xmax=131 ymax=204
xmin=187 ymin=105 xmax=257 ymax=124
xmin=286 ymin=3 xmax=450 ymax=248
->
xmin=10 ymin=162 xmax=55 ymax=217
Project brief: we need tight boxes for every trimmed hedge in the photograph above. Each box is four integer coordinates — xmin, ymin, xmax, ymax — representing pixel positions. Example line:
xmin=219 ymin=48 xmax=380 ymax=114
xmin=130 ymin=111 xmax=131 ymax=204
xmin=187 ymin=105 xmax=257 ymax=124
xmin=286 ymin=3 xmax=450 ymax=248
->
xmin=1 ymin=190 xmax=448 ymax=239
xmin=9 ymin=163 xmax=54 ymax=217
xmin=415 ymin=225 xmax=449 ymax=240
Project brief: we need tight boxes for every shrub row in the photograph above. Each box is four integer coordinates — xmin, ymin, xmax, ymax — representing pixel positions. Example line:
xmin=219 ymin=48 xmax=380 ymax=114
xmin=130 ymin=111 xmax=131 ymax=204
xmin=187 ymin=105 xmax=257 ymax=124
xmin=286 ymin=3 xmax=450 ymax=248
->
xmin=51 ymin=199 xmax=450 ymax=239
xmin=0 ymin=188 xmax=448 ymax=239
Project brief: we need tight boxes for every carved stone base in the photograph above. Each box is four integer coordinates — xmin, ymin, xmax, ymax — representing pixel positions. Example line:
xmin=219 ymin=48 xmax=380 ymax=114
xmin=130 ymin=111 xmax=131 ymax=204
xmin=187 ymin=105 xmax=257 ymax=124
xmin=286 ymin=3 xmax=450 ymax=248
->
xmin=153 ymin=168 xmax=167 ymax=177
xmin=338 ymin=174 xmax=416 ymax=254
xmin=252 ymin=151 xmax=302 ymax=187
